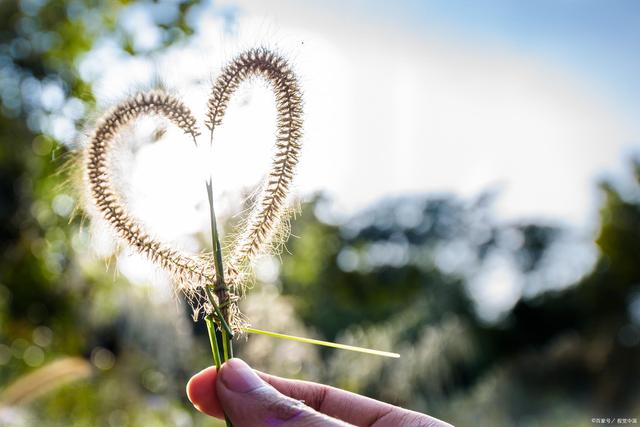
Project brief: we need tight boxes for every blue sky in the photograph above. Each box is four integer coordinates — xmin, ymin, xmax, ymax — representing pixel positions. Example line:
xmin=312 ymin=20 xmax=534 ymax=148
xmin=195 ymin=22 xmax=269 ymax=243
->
xmin=370 ymin=0 xmax=640 ymax=119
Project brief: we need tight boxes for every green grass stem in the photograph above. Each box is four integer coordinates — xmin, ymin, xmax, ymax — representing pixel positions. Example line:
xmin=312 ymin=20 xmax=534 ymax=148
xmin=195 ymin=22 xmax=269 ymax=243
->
xmin=205 ymin=171 xmax=234 ymax=427
xmin=242 ymin=327 xmax=401 ymax=358
xmin=205 ymin=315 xmax=222 ymax=370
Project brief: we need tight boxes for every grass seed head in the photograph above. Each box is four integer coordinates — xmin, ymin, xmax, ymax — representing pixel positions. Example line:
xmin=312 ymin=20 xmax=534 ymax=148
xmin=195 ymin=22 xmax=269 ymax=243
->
xmin=84 ymin=49 xmax=303 ymax=333
xmin=208 ymin=48 xmax=303 ymax=286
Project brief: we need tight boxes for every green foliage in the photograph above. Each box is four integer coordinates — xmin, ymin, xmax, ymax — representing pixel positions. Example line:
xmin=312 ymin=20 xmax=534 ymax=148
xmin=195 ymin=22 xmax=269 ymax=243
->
xmin=281 ymin=196 xmax=477 ymax=340
xmin=278 ymin=185 xmax=640 ymax=423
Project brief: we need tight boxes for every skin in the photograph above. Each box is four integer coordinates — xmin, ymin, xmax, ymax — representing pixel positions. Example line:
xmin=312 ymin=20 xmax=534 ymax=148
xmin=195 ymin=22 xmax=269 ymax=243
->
xmin=186 ymin=358 xmax=452 ymax=427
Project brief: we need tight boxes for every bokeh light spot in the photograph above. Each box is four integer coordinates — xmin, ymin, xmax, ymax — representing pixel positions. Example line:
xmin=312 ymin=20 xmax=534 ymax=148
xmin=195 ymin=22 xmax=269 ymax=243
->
xmin=91 ymin=347 xmax=116 ymax=370
xmin=23 ymin=345 xmax=45 ymax=367
xmin=32 ymin=326 xmax=53 ymax=347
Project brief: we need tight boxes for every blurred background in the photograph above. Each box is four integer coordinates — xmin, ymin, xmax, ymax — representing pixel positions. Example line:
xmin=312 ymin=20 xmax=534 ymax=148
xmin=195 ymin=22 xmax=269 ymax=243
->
xmin=1 ymin=0 xmax=639 ymax=425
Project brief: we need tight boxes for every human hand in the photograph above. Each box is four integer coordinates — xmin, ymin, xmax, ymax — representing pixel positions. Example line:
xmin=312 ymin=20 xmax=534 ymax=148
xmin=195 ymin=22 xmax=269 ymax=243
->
xmin=186 ymin=358 xmax=452 ymax=427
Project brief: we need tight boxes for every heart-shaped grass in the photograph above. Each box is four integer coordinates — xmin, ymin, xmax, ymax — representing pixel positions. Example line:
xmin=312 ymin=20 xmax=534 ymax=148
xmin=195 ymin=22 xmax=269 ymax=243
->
xmin=84 ymin=48 xmax=303 ymax=331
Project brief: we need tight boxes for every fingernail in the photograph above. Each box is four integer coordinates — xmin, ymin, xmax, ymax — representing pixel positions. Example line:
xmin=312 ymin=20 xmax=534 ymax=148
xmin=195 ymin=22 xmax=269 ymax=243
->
xmin=220 ymin=358 xmax=263 ymax=393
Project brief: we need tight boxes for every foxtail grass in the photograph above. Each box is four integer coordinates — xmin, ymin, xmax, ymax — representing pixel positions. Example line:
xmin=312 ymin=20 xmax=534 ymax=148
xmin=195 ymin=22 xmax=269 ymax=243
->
xmin=84 ymin=48 xmax=303 ymax=329
xmin=84 ymin=48 xmax=304 ymax=427
xmin=84 ymin=48 xmax=397 ymax=427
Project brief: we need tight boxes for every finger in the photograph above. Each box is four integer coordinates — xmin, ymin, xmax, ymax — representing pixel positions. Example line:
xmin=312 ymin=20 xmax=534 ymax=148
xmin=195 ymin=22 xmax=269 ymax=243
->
xmin=216 ymin=358 xmax=352 ymax=426
xmin=186 ymin=367 xmax=224 ymax=418
xmin=256 ymin=371 xmax=452 ymax=427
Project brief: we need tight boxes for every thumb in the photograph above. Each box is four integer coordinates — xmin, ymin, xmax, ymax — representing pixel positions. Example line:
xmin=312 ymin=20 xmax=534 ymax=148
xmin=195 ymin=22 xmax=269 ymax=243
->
xmin=216 ymin=359 xmax=350 ymax=426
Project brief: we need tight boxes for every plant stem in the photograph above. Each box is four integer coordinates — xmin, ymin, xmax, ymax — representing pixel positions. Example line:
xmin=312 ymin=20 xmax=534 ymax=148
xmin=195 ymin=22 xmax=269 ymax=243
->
xmin=205 ymin=315 xmax=222 ymax=369
xmin=222 ymin=328 xmax=231 ymax=360
xmin=204 ymin=177 xmax=234 ymax=427
xmin=205 ymin=286 xmax=233 ymax=337
xmin=205 ymin=179 xmax=234 ymax=345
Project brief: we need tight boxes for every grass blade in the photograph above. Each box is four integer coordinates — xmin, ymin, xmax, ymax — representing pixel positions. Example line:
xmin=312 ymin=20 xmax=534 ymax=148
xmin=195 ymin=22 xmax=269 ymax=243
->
xmin=242 ymin=327 xmax=400 ymax=359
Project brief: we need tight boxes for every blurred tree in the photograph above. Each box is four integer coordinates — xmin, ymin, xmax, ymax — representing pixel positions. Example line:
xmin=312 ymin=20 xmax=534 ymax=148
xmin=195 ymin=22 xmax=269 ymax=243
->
xmin=0 ymin=0 xmax=126 ymax=383
xmin=280 ymin=195 xmax=484 ymax=340
xmin=279 ymin=173 xmax=640 ymax=423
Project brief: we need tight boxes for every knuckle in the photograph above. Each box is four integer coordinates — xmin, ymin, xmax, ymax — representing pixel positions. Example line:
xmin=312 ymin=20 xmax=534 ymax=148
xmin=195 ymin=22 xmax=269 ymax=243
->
xmin=374 ymin=409 xmax=445 ymax=427
xmin=265 ymin=395 xmax=307 ymax=422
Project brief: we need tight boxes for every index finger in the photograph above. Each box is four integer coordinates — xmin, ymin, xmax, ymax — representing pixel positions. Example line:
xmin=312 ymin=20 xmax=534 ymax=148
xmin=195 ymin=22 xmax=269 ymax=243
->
xmin=256 ymin=371 xmax=451 ymax=427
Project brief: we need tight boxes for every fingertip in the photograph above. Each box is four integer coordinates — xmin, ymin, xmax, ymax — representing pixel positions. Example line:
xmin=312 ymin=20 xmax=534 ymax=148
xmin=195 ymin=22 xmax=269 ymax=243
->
xmin=186 ymin=366 xmax=215 ymax=402
xmin=186 ymin=366 xmax=224 ymax=418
